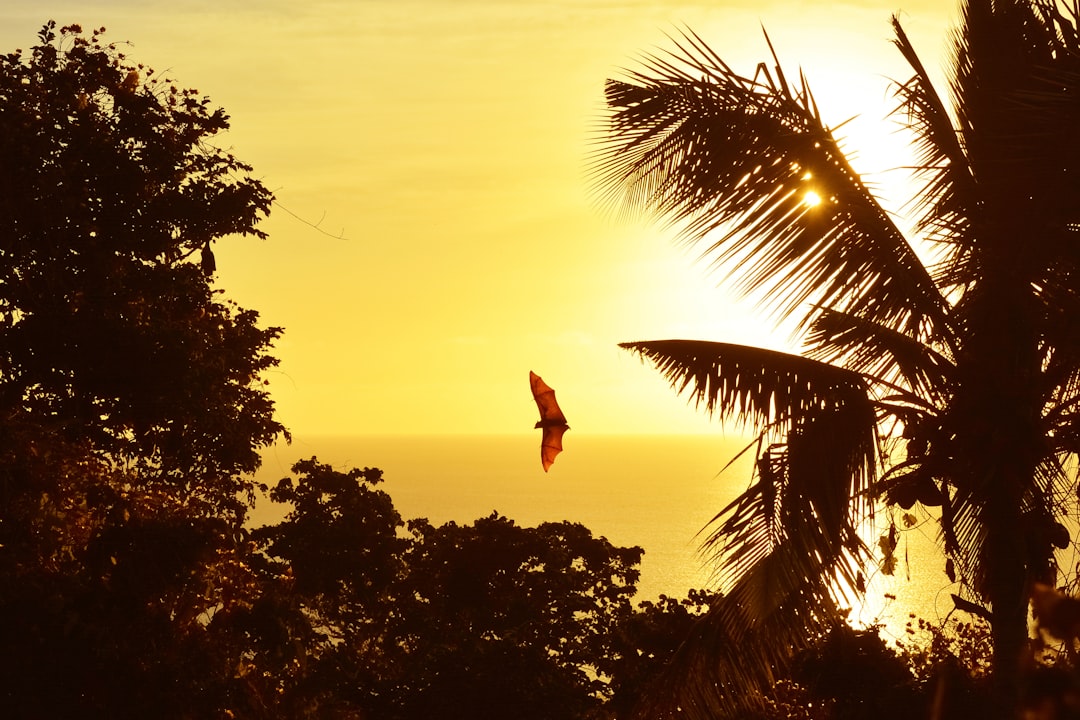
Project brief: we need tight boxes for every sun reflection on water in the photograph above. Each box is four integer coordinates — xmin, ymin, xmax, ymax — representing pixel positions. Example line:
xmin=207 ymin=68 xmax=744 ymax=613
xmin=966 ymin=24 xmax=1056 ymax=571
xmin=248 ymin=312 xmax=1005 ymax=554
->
xmin=849 ymin=504 xmax=957 ymax=645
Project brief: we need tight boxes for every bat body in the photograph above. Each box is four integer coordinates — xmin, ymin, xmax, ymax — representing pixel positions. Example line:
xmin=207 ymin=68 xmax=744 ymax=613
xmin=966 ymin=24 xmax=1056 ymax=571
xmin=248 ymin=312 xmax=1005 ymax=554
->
xmin=529 ymin=371 xmax=569 ymax=472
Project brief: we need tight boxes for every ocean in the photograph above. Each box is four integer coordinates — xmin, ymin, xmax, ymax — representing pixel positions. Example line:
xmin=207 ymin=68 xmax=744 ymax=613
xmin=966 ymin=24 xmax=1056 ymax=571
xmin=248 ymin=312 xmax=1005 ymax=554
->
xmin=250 ymin=433 xmax=955 ymax=642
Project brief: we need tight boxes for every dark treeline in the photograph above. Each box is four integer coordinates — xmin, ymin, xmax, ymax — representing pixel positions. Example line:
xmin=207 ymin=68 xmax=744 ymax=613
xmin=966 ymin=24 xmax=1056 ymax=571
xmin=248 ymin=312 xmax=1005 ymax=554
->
xmin=0 ymin=21 xmax=704 ymax=718
xmin=2 ymin=19 xmax=1078 ymax=720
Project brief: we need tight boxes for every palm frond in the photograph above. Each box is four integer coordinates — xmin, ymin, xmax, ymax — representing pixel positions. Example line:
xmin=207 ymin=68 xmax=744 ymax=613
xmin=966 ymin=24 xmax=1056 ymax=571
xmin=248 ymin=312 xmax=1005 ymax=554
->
xmin=592 ymin=29 xmax=949 ymax=341
xmin=619 ymin=338 xmax=877 ymax=716
xmin=620 ymin=338 xmax=879 ymax=583
xmin=945 ymin=448 xmax=1072 ymax=603
xmin=1039 ymin=280 xmax=1080 ymax=406
xmin=890 ymin=15 xmax=975 ymax=265
xmin=1046 ymin=400 xmax=1080 ymax=456
xmin=949 ymin=0 xmax=1080 ymax=270
xmin=805 ymin=306 xmax=955 ymax=403
xmin=619 ymin=339 xmax=873 ymax=431
xmin=702 ymin=419 xmax=875 ymax=596
xmin=633 ymin=449 xmax=865 ymax=718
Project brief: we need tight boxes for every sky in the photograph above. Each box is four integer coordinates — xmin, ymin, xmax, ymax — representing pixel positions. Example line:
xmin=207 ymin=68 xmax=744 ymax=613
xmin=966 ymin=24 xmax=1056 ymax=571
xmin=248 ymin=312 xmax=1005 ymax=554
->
xmin=1 ymin=0 xmax=957 ymax=436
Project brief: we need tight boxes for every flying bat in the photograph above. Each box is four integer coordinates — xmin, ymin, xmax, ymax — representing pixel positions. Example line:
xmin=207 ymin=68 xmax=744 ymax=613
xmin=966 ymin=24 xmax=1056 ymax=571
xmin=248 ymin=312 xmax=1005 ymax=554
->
xmin=530 ymin=371 xmax=569 ymax=472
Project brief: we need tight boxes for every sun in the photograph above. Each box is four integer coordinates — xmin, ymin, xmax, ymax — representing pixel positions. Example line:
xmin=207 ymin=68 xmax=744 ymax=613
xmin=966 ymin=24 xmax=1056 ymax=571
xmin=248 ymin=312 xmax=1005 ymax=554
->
xmin=803 ymin=189 xmax=823 ymax=207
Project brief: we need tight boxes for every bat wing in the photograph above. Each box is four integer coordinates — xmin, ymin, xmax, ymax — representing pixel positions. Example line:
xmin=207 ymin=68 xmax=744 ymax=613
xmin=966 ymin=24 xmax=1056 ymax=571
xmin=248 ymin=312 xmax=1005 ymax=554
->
xmin=530 ymin=371 xmax=569 ymax=472
xmin=540 ymin=423 xmax=567 ymax=473
xmin=530 ymin=371 xmax=567 ymax=425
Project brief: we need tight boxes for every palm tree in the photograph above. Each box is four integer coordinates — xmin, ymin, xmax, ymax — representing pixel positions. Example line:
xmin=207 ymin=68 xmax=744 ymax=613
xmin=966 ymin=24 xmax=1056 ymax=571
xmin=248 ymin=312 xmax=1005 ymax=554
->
xmin=591 ymin=1 xmax=1080 ymax=717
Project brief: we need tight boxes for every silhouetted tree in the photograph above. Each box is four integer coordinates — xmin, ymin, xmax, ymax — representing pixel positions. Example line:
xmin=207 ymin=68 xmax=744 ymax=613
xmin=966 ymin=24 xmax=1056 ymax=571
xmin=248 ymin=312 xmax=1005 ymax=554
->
xmin=0 ymin=22 xmax=286 ymax=717
xmin=248 ymin=460 xmax=408 ymax=716
xmin=0 ymin=430 xmax=285 ymax=719
xmin=254 ymin=461 xmax=644 ymax=719
xmin=592 ymin=1 xmax=1080 ymax=717
xmin=388 ymin=513 xmax=641 ymax=719
xmin=605 ymin=590 xmax=718 ymax=718
xmin=0 ymin=22 xmax=283 ymax=517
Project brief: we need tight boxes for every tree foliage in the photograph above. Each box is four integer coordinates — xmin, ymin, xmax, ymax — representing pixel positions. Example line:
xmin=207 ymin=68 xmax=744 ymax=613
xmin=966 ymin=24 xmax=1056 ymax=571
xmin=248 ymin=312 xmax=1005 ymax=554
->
xmin=606 ymin=590 xmax=719 ymax=717
xmin=251 ymin=459 xmax=645 ymax=719
xmin=0 ymin=22 xmax=285 ymax=718
xmin=391 ymin=513 xmax=641 ymax=719
xmin=0 ymin=22 xmax=283 ymax=513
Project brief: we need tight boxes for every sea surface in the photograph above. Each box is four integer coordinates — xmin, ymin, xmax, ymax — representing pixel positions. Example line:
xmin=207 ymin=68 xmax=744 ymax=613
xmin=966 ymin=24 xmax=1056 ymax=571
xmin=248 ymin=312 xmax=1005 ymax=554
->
xmin=250 ymin=433 xmax=957 ymax=643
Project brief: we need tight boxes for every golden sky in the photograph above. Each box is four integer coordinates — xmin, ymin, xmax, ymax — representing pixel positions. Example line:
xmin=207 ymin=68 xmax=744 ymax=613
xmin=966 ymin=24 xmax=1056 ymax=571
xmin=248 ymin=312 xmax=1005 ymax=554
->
xmin=2 ymin=1 xmax=954 ymax=436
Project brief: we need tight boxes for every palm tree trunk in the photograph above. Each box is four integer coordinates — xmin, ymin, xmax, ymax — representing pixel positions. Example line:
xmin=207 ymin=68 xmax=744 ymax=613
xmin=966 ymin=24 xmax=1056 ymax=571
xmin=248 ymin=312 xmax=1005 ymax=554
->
xmin=956 ymin=266 xmax=1042 ymax=718
xmin=985 ymin=471 xmax=1029 ymax=717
